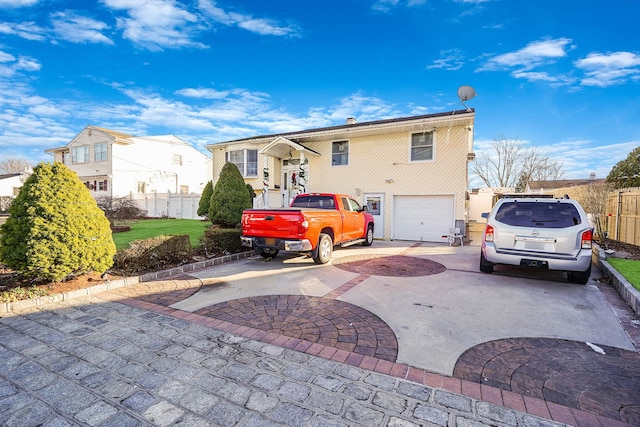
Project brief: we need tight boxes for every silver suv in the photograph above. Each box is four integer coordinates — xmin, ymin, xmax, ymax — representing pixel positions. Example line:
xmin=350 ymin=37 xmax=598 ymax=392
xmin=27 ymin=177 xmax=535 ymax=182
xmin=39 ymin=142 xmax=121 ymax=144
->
xmin=480 ymin=196 xmax=593 ymax=284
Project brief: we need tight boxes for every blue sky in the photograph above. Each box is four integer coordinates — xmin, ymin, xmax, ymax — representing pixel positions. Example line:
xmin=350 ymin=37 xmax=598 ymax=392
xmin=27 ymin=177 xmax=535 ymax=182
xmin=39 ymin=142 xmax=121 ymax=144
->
xmin=1 ymin=0 xmax=639 ymax=186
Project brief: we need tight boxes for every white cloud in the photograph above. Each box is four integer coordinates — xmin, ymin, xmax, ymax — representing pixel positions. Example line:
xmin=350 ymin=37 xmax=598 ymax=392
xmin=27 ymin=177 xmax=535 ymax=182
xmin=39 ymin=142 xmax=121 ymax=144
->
xmin=102 ymin=0 xmax=206 ymax=51
xmin=547 ymin=139 xmax=639 ymax=179
xmin=28 ymin=104 xmax=69 ymax=117
xmin=0 ymin=50 xmax=40 ymax=76
xmin=428 ymin=49 xmax=466 ymax=71
xmin=198 ymin=0 xmax=300 ymax=37
xmin=479 ymin=38 xmax=572 ymax=72
xmin=575 ymin=51 xmax=640 ymax=87
xmin=0 ymin=0 xmax=38 ymax=7
xmin=372 ymin=0 xmax=428 ymax=12
xmin=0 ymin=50 xmax=14 ymax=62
xmin=328 ymin=93 xmax=399 ymax=123
xmin=0 ymin=21 xmax=47 ymax=41
xmin=50 ymin=11 xmax=113 ymax=44
xmin=176 ymin=88 xmax=231 ymax=99
xmin=15 ymin=56 xmax=41 ymax=71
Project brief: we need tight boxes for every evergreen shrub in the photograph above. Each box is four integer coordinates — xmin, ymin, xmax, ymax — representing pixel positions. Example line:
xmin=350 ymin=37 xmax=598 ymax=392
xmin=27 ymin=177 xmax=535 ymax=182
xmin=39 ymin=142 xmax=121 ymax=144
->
xmin=209 ymin=163 xmax=251 ymax=228
xmin=0 ymin=162 xmax=116 ymax=281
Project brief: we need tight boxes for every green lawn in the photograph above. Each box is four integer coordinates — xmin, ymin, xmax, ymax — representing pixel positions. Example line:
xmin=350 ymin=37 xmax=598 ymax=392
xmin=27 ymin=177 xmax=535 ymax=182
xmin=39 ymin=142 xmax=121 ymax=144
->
xmin=112 ymin=219 xmax=210 ymax=250
xmin=607 ymin=258 xmax=640 ymax=291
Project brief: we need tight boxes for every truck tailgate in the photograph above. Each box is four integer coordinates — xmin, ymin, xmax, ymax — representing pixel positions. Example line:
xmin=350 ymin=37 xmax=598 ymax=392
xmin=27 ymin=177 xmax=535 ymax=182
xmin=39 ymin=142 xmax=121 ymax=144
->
xmin=242 ymin=209 xmax=305 ymax=239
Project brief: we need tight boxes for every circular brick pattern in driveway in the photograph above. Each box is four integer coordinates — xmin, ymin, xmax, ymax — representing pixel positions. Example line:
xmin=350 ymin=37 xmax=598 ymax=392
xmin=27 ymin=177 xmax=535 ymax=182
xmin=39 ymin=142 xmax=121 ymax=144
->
xmin=453 ymin=337 xmax=640 ymax=424
xmin=194 ymin=295 xmax=399 ymax=361
xmin=332 ymin=254 xmax=446 ymax=276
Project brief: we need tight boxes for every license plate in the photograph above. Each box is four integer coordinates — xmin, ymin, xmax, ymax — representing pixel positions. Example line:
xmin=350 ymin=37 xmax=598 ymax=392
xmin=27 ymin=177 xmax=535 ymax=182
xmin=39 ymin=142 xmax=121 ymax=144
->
xmin=265 ymin=238 xmax=276 ymax=246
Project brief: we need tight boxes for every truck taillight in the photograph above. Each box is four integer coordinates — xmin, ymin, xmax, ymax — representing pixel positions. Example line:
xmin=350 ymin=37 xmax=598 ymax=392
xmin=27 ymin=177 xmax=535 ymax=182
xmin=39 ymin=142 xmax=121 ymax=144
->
xmin=484 ymin=225 xmax=494 ymax=242
xmin=299 ymin=220 xmax=309 ymax=235
xmin=581 ymin=229 xmax=593 ymax=249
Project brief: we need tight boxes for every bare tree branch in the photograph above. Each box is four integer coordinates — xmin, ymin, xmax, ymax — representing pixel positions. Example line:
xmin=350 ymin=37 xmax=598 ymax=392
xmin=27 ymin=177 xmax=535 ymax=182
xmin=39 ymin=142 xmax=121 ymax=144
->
xmin=0 ymin=157 xmax=32 ymax=174
xmin=471 ymin=137 xmax=564 ymax=190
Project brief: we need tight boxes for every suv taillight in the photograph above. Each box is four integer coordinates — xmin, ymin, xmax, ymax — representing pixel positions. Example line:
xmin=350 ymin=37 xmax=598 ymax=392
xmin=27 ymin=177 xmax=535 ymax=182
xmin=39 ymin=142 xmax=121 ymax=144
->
xmin=484 ymin=225 xmax=494 ymax=242
xmin=581 ymin=229 xmax=593 ymax=249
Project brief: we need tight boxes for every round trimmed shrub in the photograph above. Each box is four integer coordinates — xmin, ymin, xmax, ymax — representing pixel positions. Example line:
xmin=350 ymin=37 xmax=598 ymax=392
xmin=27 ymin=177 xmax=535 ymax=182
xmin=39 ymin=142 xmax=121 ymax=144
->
xmin=0 ymin=162 xmax=116 ymax=281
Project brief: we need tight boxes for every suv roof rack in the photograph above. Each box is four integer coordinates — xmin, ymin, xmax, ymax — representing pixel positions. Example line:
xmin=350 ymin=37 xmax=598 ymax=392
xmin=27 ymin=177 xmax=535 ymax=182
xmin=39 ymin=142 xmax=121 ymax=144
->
xmin=501 ymin=194 xmax=555 ymax=199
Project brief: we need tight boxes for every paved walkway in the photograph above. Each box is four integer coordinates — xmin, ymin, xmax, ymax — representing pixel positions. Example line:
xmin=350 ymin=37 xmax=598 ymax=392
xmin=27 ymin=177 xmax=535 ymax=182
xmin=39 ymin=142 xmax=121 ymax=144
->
xmin=0 ymin=244 xmax=638 ymax=426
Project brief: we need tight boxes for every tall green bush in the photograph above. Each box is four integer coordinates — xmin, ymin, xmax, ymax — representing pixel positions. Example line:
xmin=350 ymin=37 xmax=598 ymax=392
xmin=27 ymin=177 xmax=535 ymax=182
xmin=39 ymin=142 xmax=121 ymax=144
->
xmin=209 ymin=162 xmax=251 ymax=228
xmin=0 ymin=162 xmax=116 ymax=281
xmin=197 ymin=181 xmax=213 ymax=218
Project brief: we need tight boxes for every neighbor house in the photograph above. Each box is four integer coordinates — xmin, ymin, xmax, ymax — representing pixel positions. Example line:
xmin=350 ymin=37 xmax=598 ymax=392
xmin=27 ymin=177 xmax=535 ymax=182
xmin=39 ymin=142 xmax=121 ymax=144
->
xmin=526 ymin=173 xmax=606 ymax=196
xmin=0 ymin=172 xmax=29 ymax=211
xmin=46 ymin=126 xmax=212 ymax=199
xmin=205 ymin=109 xmax=475 ymax=242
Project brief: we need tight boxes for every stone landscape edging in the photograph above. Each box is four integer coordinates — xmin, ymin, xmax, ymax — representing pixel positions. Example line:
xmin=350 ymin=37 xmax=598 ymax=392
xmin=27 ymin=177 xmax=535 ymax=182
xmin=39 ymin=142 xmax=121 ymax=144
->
xmin=594 ymin=244 xmax=640 ymax=316
xmin=0 ymin=250 xmax=255 ymax=315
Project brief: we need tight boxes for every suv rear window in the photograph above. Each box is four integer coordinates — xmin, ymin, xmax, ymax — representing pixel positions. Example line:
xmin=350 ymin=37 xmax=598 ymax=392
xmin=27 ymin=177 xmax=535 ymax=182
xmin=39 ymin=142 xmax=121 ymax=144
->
xmin=494 ymin=201 xmax=582 ymax=228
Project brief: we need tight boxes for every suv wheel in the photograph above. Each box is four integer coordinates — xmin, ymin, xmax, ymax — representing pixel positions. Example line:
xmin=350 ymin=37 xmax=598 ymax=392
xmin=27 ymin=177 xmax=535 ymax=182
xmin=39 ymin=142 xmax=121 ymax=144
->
xmin=567 ymin=264 xmax=591 ymax=284
xmin=479 ymin=252 xmax=494 ymax=273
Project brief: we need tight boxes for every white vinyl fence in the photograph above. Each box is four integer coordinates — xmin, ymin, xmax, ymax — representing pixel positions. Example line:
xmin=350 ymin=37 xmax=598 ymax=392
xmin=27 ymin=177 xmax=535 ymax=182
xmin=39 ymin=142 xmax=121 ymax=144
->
xmin=129 ymin=191 xmax=204 ymax=220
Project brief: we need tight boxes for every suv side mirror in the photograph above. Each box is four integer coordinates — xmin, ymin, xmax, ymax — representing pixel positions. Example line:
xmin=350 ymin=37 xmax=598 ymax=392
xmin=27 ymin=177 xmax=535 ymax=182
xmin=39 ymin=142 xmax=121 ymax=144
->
xmin=481 ymin=212 xmax=489 ymax=219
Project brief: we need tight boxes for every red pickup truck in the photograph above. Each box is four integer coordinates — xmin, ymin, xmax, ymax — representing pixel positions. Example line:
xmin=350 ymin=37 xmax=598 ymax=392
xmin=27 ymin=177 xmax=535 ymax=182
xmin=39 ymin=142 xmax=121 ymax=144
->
xmin=241 ymin=193 xmax=375 ymax=264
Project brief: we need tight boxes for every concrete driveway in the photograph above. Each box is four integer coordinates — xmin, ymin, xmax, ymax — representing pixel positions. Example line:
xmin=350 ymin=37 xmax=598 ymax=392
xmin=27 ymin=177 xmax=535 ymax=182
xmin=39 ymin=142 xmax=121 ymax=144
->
xmin=172 ymin=240 xmax=635 ymax=376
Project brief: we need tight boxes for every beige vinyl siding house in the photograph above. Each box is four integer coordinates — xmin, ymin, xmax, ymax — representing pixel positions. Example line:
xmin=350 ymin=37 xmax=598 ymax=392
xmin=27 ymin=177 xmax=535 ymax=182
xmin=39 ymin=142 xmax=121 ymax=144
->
xmin=206 ymin=110 xmax=475 ymax=242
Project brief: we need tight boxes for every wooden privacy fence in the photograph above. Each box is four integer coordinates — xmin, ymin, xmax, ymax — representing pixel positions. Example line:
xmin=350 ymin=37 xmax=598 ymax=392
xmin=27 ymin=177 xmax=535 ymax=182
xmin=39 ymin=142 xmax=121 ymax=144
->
xmin=604 ymin=187 xmax=640 ymax=246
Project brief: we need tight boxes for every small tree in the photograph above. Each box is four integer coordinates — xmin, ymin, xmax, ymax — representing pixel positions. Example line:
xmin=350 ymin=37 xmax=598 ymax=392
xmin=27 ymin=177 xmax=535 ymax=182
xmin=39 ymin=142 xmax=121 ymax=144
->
xmin=0 ymin=162 xmax=116 ymax=281
xmin=606 ymin=146 xmax=640 ymax=188
xmin=209 ymin=163 xmax=251 ymax=228
xmin=571 ymin=182 xmax=615 ymax=243
xmin=0 ymin=157 xmax=32 ymax=174
xmin=197 ymin=181 xmax=213 ymax=218
xmin=471 ymin=137 xmax=564 ymax=189
xmin=246 ymin=184 xmax=256 ymax=205
xmin=96 ymin=195 xmax=147 ymax=225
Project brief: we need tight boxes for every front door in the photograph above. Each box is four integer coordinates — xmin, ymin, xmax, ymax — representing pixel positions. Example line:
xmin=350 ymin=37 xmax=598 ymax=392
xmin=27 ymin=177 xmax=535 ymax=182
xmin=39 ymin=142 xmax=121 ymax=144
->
xmin=281 ymin=159 xmax=308 ymax=206
xmin=281 ymin=165 xmax=296 ymax=207
xmin=364 ymin=193 xmax=384 ymax=239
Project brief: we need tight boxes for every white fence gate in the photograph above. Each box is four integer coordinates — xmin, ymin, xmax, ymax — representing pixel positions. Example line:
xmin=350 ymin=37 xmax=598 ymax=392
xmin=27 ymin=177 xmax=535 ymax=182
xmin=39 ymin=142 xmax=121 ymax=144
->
xmin=129 ymin=191 xmax=204 ymax=220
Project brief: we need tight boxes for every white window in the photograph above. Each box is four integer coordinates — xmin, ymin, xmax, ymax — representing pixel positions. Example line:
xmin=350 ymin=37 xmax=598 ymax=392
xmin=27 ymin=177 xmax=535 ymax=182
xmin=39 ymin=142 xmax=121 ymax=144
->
xmin=137 ymin=182 xmax=146 ymax=193
xmin=227 ymin=149 xmax=258 ymax=177
xmin=61 ymin=152 xmax=70 ymax=165
xmin=71 ymin=146 xmax=89 ymax=164
xmin=411 ymin=132 xmax=434 ymax=162
xmin=98 ymin=180 xmax=108 ymax=191
xmin=332 ymin=141 xmax=349 ymax=166
xmin=94 ymin=143 xmax=107 ymax=162
xmin=173 ymin=154 xmax=183 ymax=166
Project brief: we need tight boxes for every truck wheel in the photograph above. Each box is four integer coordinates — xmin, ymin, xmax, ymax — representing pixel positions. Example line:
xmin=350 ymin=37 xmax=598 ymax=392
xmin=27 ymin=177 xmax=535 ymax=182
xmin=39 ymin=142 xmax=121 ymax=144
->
xmin=568 ymin=264 xmax=591 ymax=284
xmin=362 ymin=225 xmax=374 ymax=246
xmin=313 ymin=233 xmax=333 ymax=264
xmin=259 ymin=248 xmax=279 ymax=259
xmin=479 ymin=252 xmax=494 ymax=273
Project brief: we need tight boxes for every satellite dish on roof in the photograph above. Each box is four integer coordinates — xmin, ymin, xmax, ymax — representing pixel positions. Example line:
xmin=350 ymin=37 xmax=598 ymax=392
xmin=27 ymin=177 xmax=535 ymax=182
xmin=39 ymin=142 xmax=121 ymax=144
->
xmin=457 ymin=85 xmax=476 ymax=111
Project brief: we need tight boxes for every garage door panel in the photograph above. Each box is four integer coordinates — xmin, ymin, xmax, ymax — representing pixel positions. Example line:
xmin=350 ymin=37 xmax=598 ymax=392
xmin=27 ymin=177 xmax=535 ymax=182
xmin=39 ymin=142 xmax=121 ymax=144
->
xmin=394 ymin=195 xmax=454 ymax=242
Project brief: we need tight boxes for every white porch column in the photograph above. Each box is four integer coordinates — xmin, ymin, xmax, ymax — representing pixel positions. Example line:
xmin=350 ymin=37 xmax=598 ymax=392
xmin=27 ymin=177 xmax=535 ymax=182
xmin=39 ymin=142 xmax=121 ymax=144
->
xmin=262 ymin=155 xmax=269 ymax=208
xmin=298 ymin=152 xmax=306 ymax=193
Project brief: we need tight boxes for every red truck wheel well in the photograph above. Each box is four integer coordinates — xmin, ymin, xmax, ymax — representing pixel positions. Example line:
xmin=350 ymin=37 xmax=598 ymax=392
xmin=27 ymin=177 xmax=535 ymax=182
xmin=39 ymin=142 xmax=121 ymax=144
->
xmin=320 ymin=227 xmax=335 ymax=242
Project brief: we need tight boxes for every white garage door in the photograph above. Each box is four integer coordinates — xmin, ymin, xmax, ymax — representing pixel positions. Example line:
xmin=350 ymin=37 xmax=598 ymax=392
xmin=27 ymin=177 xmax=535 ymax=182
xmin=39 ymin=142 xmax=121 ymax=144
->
xmin=394 ymin=195 xmax=454 ymax=242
